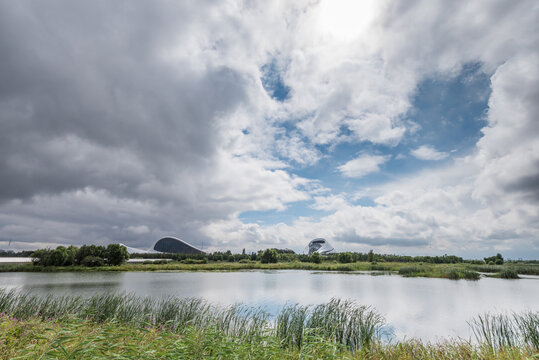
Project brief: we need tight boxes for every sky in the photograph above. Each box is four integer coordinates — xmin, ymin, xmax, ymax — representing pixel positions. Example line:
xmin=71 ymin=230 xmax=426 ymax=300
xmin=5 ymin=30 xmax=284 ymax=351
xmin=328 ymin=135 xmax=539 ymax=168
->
xmin=0 ymin=0 xmax=538 ymax=259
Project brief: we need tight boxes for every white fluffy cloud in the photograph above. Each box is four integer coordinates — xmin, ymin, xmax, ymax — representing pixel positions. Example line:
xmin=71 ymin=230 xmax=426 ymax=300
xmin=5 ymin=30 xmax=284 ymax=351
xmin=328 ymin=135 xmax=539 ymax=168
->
xmin=200 ymin=0 xmax=539 ymax=257
xmin=338 ymin=155 xmax=390 ymax=178
xmin=411 ymin=145 xmax=449 ymax=161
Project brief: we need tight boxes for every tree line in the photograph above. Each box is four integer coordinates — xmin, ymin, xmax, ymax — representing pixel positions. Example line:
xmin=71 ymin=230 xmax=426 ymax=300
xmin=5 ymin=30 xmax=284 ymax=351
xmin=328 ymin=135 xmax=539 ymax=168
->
xmin=131 ymin=248 xmax=472 ymax=264
xmin=28 ymin=244 xmax=511 ymax=267
xmin=31 ymin=244 xmax=129 ymax=267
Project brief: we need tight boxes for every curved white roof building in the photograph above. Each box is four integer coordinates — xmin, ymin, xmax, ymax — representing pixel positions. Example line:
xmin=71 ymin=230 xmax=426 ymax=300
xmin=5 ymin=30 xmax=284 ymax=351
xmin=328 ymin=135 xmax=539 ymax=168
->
xmin=306 ymin=238 xmax=335 ymax=255
xmin=119 ymin=236 xmax=204 ymax=255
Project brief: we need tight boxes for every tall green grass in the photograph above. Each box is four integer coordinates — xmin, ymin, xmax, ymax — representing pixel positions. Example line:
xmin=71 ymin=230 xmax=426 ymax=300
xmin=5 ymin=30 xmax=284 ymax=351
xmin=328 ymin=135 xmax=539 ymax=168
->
xmin=0 ymin=290 xmax=384 ymax=351
xmin=469 ymin=312 xmax=538 ymax=352
xmin=276 ymin=299 xmax=385 ymax=351
xmin=0 ymin=290 xmax=537 ymax=359
xmin=1 ymin=289 xmax=537 ymax=356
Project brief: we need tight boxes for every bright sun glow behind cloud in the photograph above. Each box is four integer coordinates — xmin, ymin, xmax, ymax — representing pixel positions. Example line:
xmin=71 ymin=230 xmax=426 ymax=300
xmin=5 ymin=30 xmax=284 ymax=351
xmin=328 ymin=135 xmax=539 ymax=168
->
xmin=316 ymin=0 xmax=377 ymax=42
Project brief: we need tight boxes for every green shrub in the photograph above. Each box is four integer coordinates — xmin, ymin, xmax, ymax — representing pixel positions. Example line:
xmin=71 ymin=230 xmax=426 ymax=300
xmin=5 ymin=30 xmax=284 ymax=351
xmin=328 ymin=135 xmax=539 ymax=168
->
xmin=76 ymin=245 xmax=106 ymax=265
xmin=337 ymin=252 xmax=353 ymax=263
xmin=81 ymin=256 xmax=105 ymax=267
xmin=446 ymin=269 xmax=480 ymax=280
xmin=500 ymin=269 xmax=519 ymax=279
xmin=105 ymin=244 xmax=129 ymax=265
xmin=181 ymin=259 xmax=206 ymax=265
xmin=398 ymin=266 xmax=422 ymax=276
xmin=485 ymin=253 xmax=504 ymax=265
xmin=260 ymin=249 xmax=278 ymax=264
xmin=310 ymin=252 xmax=322 ymax=264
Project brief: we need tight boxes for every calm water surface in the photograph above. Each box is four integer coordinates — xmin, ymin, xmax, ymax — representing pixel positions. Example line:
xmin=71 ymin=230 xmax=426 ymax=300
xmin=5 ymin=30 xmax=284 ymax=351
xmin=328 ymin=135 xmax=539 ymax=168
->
xmin=0 ymin=270 xmax=537 ymax=341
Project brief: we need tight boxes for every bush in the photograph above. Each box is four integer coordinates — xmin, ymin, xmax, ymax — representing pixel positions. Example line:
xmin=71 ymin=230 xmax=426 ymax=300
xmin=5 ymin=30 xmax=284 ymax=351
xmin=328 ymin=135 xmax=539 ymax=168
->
xmin=181 ymin=259 xmax=207 ymax=265
xmin=105 ymin=244 xmax=129 ymax=265
xmin=500 ymin=269 xmax=519 ymax=279
xmin=337 ymin=252 xmax=353 ymax=264
xmin=81 ymin=256 xmax=105 ymax=267
xmin=446 ymin=269 xmax=480 ymax=280
xmin=260 ymin=249 xmax=278 ymax=264
xmin=310 ymin=252 xmax=322 ymax=264
xmin=398 ymin=266 xmax=422 ymax=276
xmin=484 ymin=253 xmax=504 ymax=265
xmin=76 ymin=245 xmax=106 ymax=265
xmin=32 ymin=246 xmax=71 ymax=266
xmin=49 ymin=247 xmax=68 ymax=266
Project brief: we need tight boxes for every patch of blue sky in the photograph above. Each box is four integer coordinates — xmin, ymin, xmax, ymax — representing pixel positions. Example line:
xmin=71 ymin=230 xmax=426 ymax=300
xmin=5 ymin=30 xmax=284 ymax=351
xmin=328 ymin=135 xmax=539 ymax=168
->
xmin=403 ymin=62 xmax=491 ymax=155
xmin=260 ymin=59 xmax=291 ymax=102
xmin=241 ymin=63 xmax=491 ymax=225
xmin=295 ymin=62 xmax=490 ymax=185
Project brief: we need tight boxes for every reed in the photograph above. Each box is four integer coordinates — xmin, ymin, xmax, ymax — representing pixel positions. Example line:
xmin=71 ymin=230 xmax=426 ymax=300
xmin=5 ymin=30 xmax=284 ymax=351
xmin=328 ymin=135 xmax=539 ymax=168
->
xmin=0 ymin=290 xmax=385 ymax=352
xmin=1 ymin=314 xmax=535 ymax=359
xmin=500 ymin=269 xmax=519 ymax=279
xmin=0 ymin=289 xmax=537 ymax=357
xmin=469 ymin=312 xmax=538 ymax=352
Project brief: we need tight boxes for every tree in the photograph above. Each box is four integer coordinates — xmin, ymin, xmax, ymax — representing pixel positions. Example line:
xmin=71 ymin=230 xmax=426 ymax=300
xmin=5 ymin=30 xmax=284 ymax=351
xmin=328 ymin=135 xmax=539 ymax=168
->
xmin=65 ymin=245 xmax=78 ymax=266
xmin=49 ymin=246 xmax=68 ymax=266
xmin=367 ymin=250 xmax=375 ymax=263
xmin=260 ymin=249 xmax=278 ymax=263
xmin=484 ymin=253 xmax=504 ymax=265
xmin=310 ymin=252 xmax=322 ymax=264
xmin=105 ymin=244 xmax=129 ymax=265
xmin=81 ymin=256 xmax=105 ymax=267
xmin=75 ymin=245 xmax=106 ymax=265
xmin=338 ymin=252 xmax=353 ymax=263
xmin=31 ymin=249 xmax=52 ymax=266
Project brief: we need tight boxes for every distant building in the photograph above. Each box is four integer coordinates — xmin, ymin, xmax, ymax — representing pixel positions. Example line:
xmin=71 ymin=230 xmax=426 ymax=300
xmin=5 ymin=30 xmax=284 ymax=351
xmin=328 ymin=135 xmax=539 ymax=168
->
xmin=119 ymin=236 xmax=204 ymax=255
xmin=153 ymin=237 xmax=204 ymax=254
xmin=306 ymin=238 xmax=335 ymax=255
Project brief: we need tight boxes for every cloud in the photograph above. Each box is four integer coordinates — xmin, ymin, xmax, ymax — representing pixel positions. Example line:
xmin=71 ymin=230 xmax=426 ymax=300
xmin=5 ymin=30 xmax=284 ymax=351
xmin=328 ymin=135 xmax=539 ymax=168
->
xmin=0 ymin=0 xmax=537 ymax=258
xmin=338 ymin=155 xmax=390 ymax=178
xmin=411 ymin=145 xmax=450 ymax=161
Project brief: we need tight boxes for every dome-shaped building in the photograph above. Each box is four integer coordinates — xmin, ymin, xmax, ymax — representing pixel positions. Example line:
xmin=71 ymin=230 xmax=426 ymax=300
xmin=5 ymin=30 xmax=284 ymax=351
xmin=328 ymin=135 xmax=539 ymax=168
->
xmin=306 ymin=238 xmax=335 ymax=255
xmin=119 ymin=236 xmax=204 ymax=255
xmin=152 ymin=236 xmax=204 ymax=254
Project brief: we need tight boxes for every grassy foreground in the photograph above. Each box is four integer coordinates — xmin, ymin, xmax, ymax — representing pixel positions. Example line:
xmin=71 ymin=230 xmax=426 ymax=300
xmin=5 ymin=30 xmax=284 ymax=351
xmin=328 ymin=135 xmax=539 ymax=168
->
xmin=2 ymin=261 xmax=538 ymax=280
xmin=0 ymin=290 xmax=537 ymax=359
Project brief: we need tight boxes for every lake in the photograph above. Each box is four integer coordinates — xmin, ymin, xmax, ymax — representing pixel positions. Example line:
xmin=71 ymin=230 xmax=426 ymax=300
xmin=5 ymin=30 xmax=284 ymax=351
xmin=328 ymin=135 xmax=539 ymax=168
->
xmin=0 ymin=270 xmax=537 ymax=341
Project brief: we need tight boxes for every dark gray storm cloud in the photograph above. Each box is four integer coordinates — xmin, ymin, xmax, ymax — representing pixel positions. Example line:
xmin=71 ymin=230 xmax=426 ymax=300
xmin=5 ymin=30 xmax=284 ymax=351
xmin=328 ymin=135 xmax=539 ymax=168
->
xmin=0 ymin=0 xmax=265 ymax=249
xmin=0 ymin=0 xmax=246 ymax=203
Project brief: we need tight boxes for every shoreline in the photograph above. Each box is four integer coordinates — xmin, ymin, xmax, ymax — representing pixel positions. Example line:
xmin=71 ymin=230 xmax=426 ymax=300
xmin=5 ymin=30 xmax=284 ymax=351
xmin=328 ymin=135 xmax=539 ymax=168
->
xmin=0 ymin=260 xmax=537 ymax=280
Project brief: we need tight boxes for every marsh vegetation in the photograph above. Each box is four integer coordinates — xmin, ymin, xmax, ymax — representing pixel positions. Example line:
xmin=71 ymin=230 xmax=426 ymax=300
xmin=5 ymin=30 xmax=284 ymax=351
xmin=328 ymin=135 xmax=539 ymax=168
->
xmin=0 ymin=290 xmax=536 ymax=359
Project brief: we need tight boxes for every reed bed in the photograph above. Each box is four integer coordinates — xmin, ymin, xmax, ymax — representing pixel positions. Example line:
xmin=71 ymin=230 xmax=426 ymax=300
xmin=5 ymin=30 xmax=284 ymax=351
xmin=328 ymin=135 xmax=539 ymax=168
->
xmin=469 ymin=312 xmax=539 ymax=351
xmin=276 ymin=299 xmax=385 ymax=351
xmin=1 ymin=313 xmax=536 ymax=359
xmin=0 ymin=290 xmax=537 ymax=359
xmin=0 ymin=290 xmax=385 ymax=350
